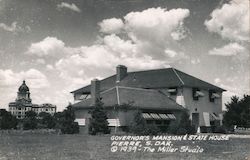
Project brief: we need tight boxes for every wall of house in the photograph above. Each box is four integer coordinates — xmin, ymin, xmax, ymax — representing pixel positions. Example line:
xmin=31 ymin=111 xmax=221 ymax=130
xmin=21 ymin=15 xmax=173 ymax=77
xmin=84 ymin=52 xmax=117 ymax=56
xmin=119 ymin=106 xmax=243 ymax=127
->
xmin=74 ymin=108 xmax=133 ymax=132
xmin=182 ymin=87 xmax=222 ymax=126
xmin=158 ymin=87 xmax=223 ymax=127
xmin=74 ymin=107 xmax=183 ymax=134
xmin=74 ymin=109 xmax=90 ymax=134
xmin=182 ymin=87 xmax=222 ymax=113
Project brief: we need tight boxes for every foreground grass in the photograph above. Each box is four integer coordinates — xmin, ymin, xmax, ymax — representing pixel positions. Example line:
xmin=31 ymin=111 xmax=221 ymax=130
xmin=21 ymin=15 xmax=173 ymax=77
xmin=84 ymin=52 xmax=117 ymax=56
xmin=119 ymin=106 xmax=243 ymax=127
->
xmin=0 ymin=133 xmax=250 ymax=160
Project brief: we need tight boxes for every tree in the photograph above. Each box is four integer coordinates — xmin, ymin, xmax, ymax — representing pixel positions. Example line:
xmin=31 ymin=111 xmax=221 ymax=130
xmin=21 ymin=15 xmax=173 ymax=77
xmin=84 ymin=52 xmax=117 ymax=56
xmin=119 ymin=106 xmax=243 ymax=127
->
xmin=23 ymin=111 xmax=38 ymax=130
xmin=55 ymin=104 xmax=79 ymax=134
xmin=223 ymin=95 xmax=250 ymax=129
xmin=0 ymin=109 xmax=18 ymax=129
xmin=88 ymin=100 xmax=110 ymax=135
xmin=38 ymin=112 xmax=56 ymax=129
xmin=129 ymin=110 xmax=148 ymax=135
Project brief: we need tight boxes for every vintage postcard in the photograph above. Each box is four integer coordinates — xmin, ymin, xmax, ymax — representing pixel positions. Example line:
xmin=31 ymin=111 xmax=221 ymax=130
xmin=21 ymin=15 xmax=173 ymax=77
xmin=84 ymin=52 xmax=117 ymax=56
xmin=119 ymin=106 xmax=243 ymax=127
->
xmin=0 ymin=0 xmax=249 ymax=159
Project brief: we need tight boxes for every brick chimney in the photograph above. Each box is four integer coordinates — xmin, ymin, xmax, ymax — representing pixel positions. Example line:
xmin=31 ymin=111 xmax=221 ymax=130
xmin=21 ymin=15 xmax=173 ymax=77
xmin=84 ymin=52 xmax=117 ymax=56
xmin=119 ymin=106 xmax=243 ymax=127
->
xmin=116 ymin=65 xmax=127 ymax=82
xmin=91 ymin=79 xmax=100 ymax=106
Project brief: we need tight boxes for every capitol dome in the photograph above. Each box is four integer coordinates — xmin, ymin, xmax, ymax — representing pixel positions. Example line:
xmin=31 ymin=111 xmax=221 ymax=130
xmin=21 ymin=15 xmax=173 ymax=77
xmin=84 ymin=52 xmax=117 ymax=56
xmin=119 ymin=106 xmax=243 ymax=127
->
xmin=18 ymin=80 xmax=29 ymax=92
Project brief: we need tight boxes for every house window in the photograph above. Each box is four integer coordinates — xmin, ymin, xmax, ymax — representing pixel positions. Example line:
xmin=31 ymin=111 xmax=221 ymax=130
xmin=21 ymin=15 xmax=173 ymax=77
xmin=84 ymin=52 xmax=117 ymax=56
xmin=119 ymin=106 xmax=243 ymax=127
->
xmin=146 ymin=120 xmax=154 ymax=124
xmin=74 ymin=119 xmax=86 ymax=126
xmin=168 ymin=87 xmax=177 ymax=95
xmin=193 ymin=88 xmax=205 ymax=101
xmin=192 ymin=88 xmax=199 ymax=100
xmin=209 ymin=90 xmax=220 ymax=102
xmin=209 ymin=90 xmax=215 ymax=102
xmin=155 ymin=121 xmax=162 ymax=125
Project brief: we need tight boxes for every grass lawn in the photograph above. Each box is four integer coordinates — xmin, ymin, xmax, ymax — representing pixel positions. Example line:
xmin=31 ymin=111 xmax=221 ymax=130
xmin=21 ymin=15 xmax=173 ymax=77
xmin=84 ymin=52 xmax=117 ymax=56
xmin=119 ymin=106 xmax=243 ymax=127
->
xmin=0 ymin=133 xmax=250 ymax=160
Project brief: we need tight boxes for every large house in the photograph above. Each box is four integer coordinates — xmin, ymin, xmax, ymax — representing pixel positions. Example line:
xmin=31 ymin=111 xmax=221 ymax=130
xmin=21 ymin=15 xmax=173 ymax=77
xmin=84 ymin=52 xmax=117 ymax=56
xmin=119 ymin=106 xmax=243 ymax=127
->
xmin=9 ymin=80 xmax=57 ymax=119
xmin=71 ymin=65 xmax=225 ymax=133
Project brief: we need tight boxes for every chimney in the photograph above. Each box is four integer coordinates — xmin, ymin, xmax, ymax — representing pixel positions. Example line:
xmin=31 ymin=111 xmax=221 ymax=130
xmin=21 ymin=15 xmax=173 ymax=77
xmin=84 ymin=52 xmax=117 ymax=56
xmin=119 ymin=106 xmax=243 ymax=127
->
xmin=91 ymin=79 xmax=100 ymax=106
xmin=116 ymin=65 xmax=127 ymax=82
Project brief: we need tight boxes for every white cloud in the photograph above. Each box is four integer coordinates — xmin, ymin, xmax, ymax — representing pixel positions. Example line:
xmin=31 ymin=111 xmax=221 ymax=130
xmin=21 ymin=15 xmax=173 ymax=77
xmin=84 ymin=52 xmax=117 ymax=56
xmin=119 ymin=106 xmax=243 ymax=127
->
xmin=102 ymin=34 xmax=137 ymax=57
xmin=190 ymin=58 xmax=200 ymax=64
xmin=54 ymin=34 xmax=171 ymax=82
xmin=164 ymin=49 xmax=177 ymax=58
xmin=46 ymin=64 xmax=54 ymax=70
xmin=124 ymin=7 xmax=190 ymax=43
xmin=35 ymin=58 xmax=45 ymax=64
xmin=0 ymin=21 xmax=30 ymax=33
xmin=26 ymin=37 xmax=77 ymax=57
xmin=97 ymin=7 xmax=190 ymax=58
xmin=205 ymin=0 xmax=249 ymax=41
xmin=99 ymin=18 xmax=124 ymax=34
xmin=23 ymin=7 xmax=191 ymax=110
xmin=214 ymin=78 xmax=221 ymax=84
xmin=26 ymin=8 xmax=191 ymax=91
xmin=0 ymin=69 xmax=50 ymax=89
xmin=57 ymin=2 xmax=81 ymax=13
xmin=170 ymin=22 xmax=188 ymax=41
xmin=208 ymin=42 xmax=246 ymax=56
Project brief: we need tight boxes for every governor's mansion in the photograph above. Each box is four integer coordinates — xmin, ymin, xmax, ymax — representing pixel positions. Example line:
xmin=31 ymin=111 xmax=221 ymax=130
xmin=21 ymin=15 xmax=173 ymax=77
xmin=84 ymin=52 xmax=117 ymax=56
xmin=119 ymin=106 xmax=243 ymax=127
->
xmin=8 ymin=80 xmax=56 ymax=119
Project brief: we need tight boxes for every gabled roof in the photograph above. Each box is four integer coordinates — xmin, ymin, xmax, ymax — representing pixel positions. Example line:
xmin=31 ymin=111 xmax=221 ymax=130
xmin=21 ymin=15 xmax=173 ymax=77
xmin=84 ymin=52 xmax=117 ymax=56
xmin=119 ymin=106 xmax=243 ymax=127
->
xmin=72 ymin=86 xmax=184 ymax=110
xmin=71 ymin=67 xmax=225 ymax=94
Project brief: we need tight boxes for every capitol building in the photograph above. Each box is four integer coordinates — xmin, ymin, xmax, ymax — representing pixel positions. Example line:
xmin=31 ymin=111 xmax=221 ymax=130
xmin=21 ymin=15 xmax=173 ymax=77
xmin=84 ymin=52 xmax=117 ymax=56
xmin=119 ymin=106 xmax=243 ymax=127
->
xmin=8 ymin=80 xmax=56 ymax=119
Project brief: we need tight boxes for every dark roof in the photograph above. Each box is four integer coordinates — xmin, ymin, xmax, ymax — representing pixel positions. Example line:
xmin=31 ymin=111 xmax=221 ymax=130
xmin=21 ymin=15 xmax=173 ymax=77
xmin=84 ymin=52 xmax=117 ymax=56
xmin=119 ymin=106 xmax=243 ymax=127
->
xmin=72 ymin=86 xmax=184 ymax=110
xmin=71 ymin=67 xmax=225 ymax=94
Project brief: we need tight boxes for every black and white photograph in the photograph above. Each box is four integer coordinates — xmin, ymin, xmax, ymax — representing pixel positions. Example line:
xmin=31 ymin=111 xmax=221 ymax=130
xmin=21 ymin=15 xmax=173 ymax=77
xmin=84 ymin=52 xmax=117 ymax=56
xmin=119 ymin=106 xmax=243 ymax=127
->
xmin=0 ymin=0 xmax=249 ymax=159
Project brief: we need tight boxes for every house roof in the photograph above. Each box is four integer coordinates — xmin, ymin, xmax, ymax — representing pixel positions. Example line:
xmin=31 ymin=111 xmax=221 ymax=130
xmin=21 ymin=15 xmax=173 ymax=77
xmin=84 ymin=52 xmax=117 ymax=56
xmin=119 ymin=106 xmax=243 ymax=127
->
xmin=71 ymin=67 xmax=225 ymax=94
xmin=72 ymin=86 xmax=185 ymax=110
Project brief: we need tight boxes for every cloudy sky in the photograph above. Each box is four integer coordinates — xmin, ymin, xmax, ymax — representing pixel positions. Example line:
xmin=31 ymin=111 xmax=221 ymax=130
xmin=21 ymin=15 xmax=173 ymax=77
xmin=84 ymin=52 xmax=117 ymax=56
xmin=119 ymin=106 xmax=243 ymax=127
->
xmin=0 ymin=0 xmax=249 ymax=111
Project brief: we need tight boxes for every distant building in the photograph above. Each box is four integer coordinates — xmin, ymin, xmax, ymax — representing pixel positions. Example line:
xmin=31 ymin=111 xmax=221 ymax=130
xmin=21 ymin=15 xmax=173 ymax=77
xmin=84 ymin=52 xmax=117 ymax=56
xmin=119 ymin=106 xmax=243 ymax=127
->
xmin=8 ymin=80 xmax=56 ymax=119
xmin=71 ymin=65 xmax=226 ymax=133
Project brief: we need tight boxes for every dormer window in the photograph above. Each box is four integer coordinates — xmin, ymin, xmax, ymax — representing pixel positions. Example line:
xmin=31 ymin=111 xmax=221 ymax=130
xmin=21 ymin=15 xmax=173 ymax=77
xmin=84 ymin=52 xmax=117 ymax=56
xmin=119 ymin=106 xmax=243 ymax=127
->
xmin=167 ymin=87 xmax=177 ymax=95
xmin=209 ymin=90 xmax=220 ymax=102
xmin=192 ymin=88 xmax=204 ymax=100
xmin=79 ymin=95 xmax=86 ymax=100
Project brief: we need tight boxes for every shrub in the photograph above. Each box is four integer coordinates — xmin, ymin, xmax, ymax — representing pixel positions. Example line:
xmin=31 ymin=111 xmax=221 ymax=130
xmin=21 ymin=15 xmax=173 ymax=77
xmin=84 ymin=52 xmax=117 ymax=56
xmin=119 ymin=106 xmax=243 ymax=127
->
xmin=129 ymin=111 xmax=161 ymax=135
xmin=167 ymin=121 xmax=179 ymax=134
xmin=38 ymin=112 xmax=56 ymax=129
xmin=145 ymin=124 xmax=160 ymax=135
xmin=176 ymin=128 xmax=187 ymax=135
xmin=23 ymin=111 xmax=38 ymax=130
xmin=214 ymin=125 xmax=227 ymax=134
xmin=55 ymin=104 xmax=79 ymax=134
xmin=129 ymin=111 xmax=148 ymax=135
xmin=0 ymin=109 xmax=18 ymax=129
xmin=167 ymin=111 xmax=195 ymax=135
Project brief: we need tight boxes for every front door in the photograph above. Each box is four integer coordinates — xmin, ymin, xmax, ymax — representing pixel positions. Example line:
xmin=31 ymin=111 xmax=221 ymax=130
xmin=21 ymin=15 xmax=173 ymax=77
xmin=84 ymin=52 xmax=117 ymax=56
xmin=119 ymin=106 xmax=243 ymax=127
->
xmin=192 ymin=113 xmax=199 ymax=132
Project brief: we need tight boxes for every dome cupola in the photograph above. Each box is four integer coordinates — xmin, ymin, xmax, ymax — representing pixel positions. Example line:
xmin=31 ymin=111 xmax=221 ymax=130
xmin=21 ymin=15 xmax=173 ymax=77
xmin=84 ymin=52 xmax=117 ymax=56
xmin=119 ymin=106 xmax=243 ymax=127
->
xmin=18 ymin=80 xmax=29 ymax=92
